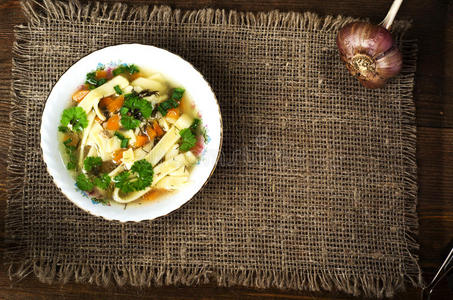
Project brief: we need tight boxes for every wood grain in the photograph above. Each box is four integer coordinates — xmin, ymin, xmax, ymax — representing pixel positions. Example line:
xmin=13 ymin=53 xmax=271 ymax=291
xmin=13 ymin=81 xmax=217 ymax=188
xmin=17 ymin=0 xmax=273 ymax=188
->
xmin=0 ymin=0 xmax=452 ymax=299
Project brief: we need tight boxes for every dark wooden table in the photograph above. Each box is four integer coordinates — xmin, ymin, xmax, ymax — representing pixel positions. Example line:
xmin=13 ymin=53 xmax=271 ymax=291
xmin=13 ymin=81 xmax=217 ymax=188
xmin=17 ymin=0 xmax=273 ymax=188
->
xmin=1 ymin=0 xmax=452 ymax=299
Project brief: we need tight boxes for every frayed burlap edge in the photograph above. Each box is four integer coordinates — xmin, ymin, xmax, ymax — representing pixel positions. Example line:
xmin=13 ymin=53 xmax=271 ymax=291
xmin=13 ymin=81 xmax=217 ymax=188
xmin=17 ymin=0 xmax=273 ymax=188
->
xmin=6 ymin=0 xmax=422 ymax=297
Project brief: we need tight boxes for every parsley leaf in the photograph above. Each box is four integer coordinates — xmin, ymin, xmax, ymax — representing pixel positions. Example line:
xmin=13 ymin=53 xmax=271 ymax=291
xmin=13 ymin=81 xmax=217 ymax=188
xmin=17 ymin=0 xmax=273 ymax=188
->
xmin=63 ymin=137 xmax=78 ymax=170
xmin=123 ymin=92 xmax=153 ymax=119
xmin=93 ymin=173 xmax=111 ymax=190
xmin=119 ymin=92 xmax=153 ymax=130
xmin=113 ymin=171 xmax=134 ymax=194
xmin=114 ymin=85 xmax=122 ymax=95
xmin=83 ymin=156 xmax=102 ymax=172
xmin=179 ymin=128 xmax=197 ymax=152
xmin=114 ymin=159 xmax=153 ymax=194
xmin=130 ymin=159 xmax=154 ymax=190
xmin=67 ymin=161 xmax=76 ymax=170
xmin=120 ymin=115 xmax=141 ymax=130
xmin=60 ymin=107 xmax=88 ymax=132
xmin=114 ymin=132 xmax=129 ymax=148
xmin=76 ymin=173 xmax=94 ymax=191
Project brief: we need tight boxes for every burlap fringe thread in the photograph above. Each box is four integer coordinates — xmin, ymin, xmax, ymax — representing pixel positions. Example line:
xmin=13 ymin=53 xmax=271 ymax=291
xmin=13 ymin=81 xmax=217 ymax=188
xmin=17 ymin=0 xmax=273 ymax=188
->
xmin=6 ymin=0 xmax=422 ymax=297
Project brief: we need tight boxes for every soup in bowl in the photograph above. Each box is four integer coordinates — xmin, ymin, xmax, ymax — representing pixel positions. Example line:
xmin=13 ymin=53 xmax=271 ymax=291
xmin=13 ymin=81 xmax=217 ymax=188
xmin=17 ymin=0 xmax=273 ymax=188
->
xmin=41 ymin=44 xmax=222 ymax=222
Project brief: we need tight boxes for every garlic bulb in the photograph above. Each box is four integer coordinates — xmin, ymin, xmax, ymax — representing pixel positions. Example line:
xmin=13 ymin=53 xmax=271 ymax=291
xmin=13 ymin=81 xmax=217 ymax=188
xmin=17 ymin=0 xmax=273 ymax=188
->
xmin=336 ymin=0 xmax=403 ymax=89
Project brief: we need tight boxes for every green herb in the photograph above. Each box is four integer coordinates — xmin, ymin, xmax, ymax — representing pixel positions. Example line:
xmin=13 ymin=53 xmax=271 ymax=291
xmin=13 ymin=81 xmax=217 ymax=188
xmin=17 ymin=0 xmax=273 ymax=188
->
xmin=67 ymin=161 xmax=76 ymax=170
xmin=83 ymin=156 xmax=102 ymax=172
xmin=97 ymin=78 xmax=107 ymax=86
xmin=114 ymin=85 xmax=122 ymax=95
xmin=157 ymin=88 xmax=185 ymax=115
xmin=63 ymin=138 xmax=75 ymax=148
xmin=120 ymin=107 xmax=129 ymax=115
xmin=76 ymin=173 xmax=94 ymax=191
xmin=130 ymin=159 xmax=154 ymax=190
xmin=118 ymin=92 xmax=153 ymax=130
xmin=114 ymin=131 xmax=129 ymax=148
xmin=123 ymin=92 xmax=153 ymax=118
xmin=112 ymin=64 xmax=139 ymax=76
xmin=113 ymin=171 xmax=135 ymax=194
xmin=157 ymin=99 xmax=178 ymax=116
xmin=179 ymin=128 xmax=197 ymax=152
xmin=171 ymin=88 xmax=185 ymax=100
xmin=85 ymin=71 xmax=107 ymax=88
xmin=120 ymin=115 xmax=141 ymax=130
xmin=190 ymin=118 xmax=201 ymax=130
xmin=85 ymin=71 xmax=98 ymax=85
xmin=60 ymin=107 xmax=88 ymax=132
xmin=114 ymin=159 xmax=153 ymax=194
xmin=58 ymin=125 xmax=68 ymax=133
xmin=63 ymin=138 xmax=78 ymax=170
xmin=93 ymin=173 xmax=111 ymax=190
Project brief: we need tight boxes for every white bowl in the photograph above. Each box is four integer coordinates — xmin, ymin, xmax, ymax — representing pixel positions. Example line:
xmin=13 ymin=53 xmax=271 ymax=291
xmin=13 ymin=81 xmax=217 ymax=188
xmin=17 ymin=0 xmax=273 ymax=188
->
xmin=40 ymin=44 xmax=222 ymax=222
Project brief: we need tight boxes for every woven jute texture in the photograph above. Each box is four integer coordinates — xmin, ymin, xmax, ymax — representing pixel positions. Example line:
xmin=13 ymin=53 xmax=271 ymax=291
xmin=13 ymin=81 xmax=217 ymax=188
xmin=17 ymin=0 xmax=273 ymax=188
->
xmin=6 ymin=0 xmax=421 ymax=297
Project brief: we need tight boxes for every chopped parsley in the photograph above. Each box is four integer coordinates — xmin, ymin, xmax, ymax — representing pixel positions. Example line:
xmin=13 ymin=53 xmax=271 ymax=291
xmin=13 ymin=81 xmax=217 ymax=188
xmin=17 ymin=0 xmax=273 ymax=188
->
xmin=76 ymin=173 xmax=94 ymax=191
xmin=59 ymin=107 xmax=88 ymax=132
xmin=120 ymin=115 xmax=141 ymax=130
xmin=157 ymin=88 xmax=185 ymax=115
xmin=83 ymin=156 xmax=102 ymax=172
xmin=63 ymin=138 xmax=77 ymax=170
xmin=114 ymin=131 xmax=129 ymax=148
xmin=123 ymin=92 xmax=153 ymax=118
xmin=93 ymin=173 xmax=111 ymax=190
xmin=112 ymin=64 xmax=139 ymax=76
xmin=114 ymin=85 xmax=122 ymax=95
xmin=179 ymin=128 xmax=197 ymax=152
xmin=85 ymin=71 xmax=106 ymax=88
xmin=114 ymin=159 xmax=153 ymax=194
xmin=119 ymin=92 xmax=153 ymax=130
xmin=190 ymin=118 xmax=201 ymax=130
xmin=113 ymin=171 xmax=135 ymax=194
xmin=157 ymin=99 xmax=179 ymax=116
xmin=77 ymin=172 xmax=111 ymax=192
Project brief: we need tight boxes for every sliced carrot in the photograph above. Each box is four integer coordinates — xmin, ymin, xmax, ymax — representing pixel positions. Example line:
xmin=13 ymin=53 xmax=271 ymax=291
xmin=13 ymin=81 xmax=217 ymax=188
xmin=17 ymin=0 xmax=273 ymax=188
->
xmin=105 ymin=114 xmax=120 ymax=130
xmin=153 ymin=120 xmax=164 ymax=137
xmin=99 ymin=96 xmax=113 ymax=109
xmin=113 ymin=149 xmax=126 ymax=164
xmin=146 ymin=127 xmax=157 ymax=140
xmin=72 ymin=89 xmax=90 ymax=103
xmin=96 ymin=69 xmax=108 ymax=79
xmin=166 ymin=108 xmax=180 ymax=120
xmin=106 ymin=95 xmax=124 ymax=113
xmin=135 ymin=135 xmax=149 ymax=148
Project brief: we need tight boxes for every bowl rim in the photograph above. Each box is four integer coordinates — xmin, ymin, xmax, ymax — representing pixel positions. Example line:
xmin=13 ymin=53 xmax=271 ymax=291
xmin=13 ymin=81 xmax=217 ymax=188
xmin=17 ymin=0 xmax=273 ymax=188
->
xmin=40 ymin=43 xmax=223 ymax=222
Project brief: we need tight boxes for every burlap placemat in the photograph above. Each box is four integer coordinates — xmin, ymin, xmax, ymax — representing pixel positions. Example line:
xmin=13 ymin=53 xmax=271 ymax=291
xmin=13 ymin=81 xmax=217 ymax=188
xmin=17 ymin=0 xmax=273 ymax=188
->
xmin=6 ymin=0 xmax=422 ymax=297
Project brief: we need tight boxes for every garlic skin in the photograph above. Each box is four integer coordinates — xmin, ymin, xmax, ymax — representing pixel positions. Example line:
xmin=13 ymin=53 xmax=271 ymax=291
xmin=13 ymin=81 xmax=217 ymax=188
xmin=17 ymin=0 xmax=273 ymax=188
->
xmin=336 ymin=22 xmax=403 ymax=89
